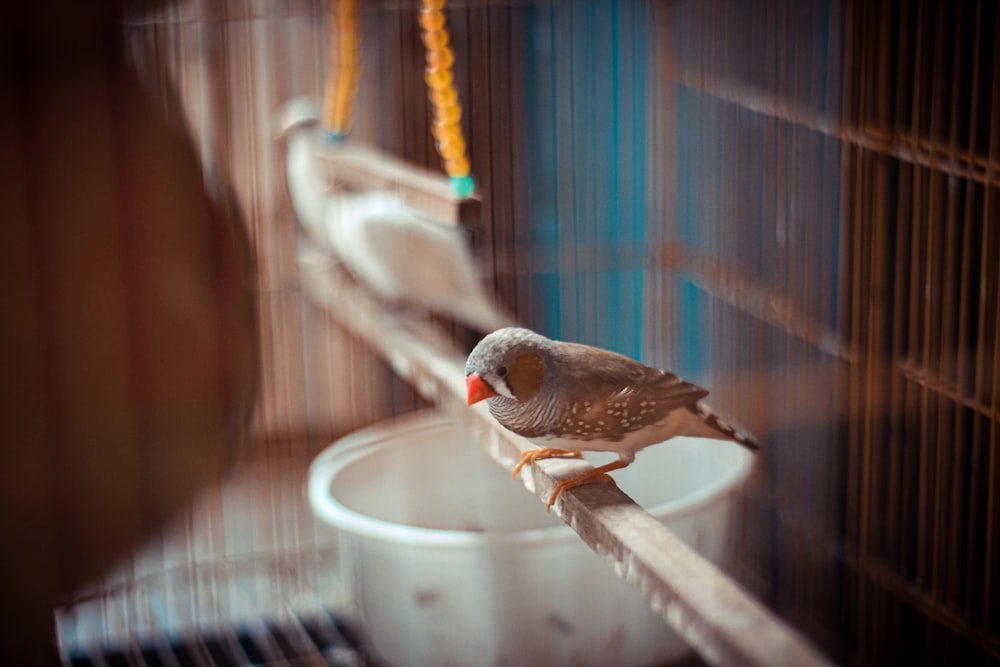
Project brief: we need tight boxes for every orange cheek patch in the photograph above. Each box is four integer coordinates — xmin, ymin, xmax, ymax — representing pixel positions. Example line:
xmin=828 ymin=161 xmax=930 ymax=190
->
xmin=507 ymin=353 xmax=544 ymax=401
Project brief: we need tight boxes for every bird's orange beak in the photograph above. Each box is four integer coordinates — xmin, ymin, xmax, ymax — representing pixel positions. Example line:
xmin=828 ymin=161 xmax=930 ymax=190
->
xmin=466 ymin=373 xmax=497 ymax=405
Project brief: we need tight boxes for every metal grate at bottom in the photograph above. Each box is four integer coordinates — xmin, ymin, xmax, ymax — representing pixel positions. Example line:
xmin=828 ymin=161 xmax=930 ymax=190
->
xmin=61 ymin=607 xmax=365 ymax=667
xmin=55 ymin=544 xmax=362 ymax=667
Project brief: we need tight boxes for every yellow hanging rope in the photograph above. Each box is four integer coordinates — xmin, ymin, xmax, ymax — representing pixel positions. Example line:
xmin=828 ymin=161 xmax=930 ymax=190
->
xmin=323 ymin=0 xmax=474 ymax=197
xmin=419 ymin=0 xmax=475 ymax=197
xmin=323 ymin=0 xmax=359 ymax=139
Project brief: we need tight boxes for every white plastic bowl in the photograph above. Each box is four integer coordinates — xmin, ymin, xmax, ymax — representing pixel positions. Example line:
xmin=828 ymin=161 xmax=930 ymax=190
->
xmin=308 ymin=410 xmax=753 ymax=667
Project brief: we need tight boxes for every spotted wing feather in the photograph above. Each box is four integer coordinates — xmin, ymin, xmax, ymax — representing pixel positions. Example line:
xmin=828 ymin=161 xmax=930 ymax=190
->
xmin=537 ymin=342 xmax=709 ymax=442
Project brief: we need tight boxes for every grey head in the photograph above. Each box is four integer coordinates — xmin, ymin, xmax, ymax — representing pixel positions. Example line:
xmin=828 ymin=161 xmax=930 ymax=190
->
xmin=465 ymin=327 xmax=554 ymax=403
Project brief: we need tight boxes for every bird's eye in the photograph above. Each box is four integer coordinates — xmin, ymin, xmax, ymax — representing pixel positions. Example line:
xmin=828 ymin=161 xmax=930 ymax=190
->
xmin=497 ymin=366 xmax=508 ymax=378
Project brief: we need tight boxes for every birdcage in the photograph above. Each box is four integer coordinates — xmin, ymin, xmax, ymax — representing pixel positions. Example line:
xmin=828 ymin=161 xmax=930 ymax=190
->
xmin=5 ymin=0 xmax=998 ymax=665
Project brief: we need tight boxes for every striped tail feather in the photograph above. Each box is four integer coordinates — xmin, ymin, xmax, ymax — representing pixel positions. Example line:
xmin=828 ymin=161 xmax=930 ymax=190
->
xmin=687 ymin=402 xmax=760 ymax=452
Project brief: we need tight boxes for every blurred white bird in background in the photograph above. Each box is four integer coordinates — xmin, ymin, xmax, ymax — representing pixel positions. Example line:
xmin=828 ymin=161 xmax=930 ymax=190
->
xmin=277 ymin=98 xmax=514 ymax=333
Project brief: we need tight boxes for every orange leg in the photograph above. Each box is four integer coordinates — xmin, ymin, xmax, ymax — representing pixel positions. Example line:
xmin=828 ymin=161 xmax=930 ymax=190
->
xmin=511 ymin=447 xmax=583 ymax=480
xmin=547 ymin=459 xmax=632 ymax=511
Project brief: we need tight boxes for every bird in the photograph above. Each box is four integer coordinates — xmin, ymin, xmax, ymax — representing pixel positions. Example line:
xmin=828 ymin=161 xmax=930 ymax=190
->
xmin=277 ymin=98 xmax=514 ymax=333
xmin=465 ymin=327 xmax=757 ymax=510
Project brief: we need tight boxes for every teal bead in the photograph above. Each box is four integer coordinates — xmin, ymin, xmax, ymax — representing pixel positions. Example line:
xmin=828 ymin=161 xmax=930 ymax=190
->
xmin=450 ymin=174 xmax=475 ymax=198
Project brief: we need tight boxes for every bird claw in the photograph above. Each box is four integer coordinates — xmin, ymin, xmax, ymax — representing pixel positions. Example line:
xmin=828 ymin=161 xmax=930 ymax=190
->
xmin=546 ymin=472 xmax=616 ymax=512
xmin=510 ymin=448 xmax=583 ymax=480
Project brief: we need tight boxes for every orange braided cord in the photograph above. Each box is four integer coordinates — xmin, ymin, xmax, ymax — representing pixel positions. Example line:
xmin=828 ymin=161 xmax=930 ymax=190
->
xmin=420 ymin=0 xmax=474 ymax=195
xmin=323 ymin=0 xmax=360 ymax=136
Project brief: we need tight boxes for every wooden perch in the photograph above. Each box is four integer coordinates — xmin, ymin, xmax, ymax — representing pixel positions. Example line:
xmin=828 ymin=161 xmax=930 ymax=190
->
xmin=298 ymin=252 xmax=833 ymax=667
xmin=312 ymin=140 xmax=481 ymax=227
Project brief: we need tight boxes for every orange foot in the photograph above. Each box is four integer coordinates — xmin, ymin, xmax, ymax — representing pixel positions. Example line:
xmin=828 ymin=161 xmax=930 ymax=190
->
xmin=546 ymin=459 xmax=631 ymax=511
xmin=511 ymin=448 xmax=583 ymax=480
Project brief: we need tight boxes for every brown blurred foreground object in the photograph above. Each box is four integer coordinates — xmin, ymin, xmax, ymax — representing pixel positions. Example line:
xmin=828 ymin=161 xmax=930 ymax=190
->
xmin=0 ymin=2 xmax=259 ymax=663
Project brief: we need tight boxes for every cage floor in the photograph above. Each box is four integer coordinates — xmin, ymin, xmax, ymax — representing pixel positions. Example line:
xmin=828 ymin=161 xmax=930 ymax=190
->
xmin=54 ymin=439 xmax=360 ymax=665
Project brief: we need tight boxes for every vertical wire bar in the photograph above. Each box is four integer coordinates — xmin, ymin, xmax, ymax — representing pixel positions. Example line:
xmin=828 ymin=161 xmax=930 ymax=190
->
xmin=550 ymin=3 xmax=568 ymax=335
xmin=866 ymin=127 xmax=890 ymax=602
xmin=904 ymin=162 xmax=925 ymax=589
xmin=646 ymin=0 xmax=659 ymax=365
xmin=693 ymin=0 xmax=708 ymax=381
xmin=935 ymin=18 xmax=960 ymax=606
xmin=840 ymin=5 xmax=866 ymax=658
xmin=887 ymin=166 xmax=909 ymax=572
xmin=938 ymin=197 xmax=963 ymax=604
xmin=846 ymin=150 xmax=868 ymax=659
xmin=556 ymin=5 xmax=577 ymax=336
xmin=962 ymin=0 xmax=990 ymax=626
xmin=869 ymin=0 xmax=891 ymax=563
xmin=778 ymin=0 xmax=806 ymax=619
xmin=572 ymin=2 xmax=594 ymax=343
xmin=911 ymin=0 xmax=931 ymax=595
xmin=385 ymin=9 xmax=407 ymax=155
xmin=703 ymin=0 xmax=716 ymax=391
xmin=838 ymin=0 xmax=858 ymax=564
xmin=925 ymin=0 xmax=950 ymax=603
xmin=919 ymin=176 xmax=940 ymax=598
xmin=489 ymin=1 xmax=511 ymax=315
xmin=652 ymin=0 xmax=676 ymax=372
xmin=870 ymin=0 xmax=890 ymax=647
xmin=942 ymin=0 xmax=972 ymax=611
xmin=476 ymin=0 xmax=494 ymax=309
xmin=886 ymin=0 xmax=914 ymax=577
xmin=625 ymin=0 xmax=645 ymax=356
xmin=887 ymin=0 xmax=905 ymax=596
xmin=482 ymin=4 xmax=513 ymax=320
xmin=825 ymin=7 xmax=847 ymax=637
xmin=574 ymin=2 xmax=594 ymax=341
xmin=623 ymin=0 xmax=643 ymax=354
xmin=854 ymin=1 xmax=885 ymax=646
xmin=982 ymin=5 xmax=1000 ymax=629
xmin=515 ymin=4 xmax=534 ymax=323
xmin=407 ymin=4 xmax=427 ymax=167
xmin=852 ymin=0 xmax=873 ymax=572
xmin=965 ymin=211 xmax=990 ymax=624
xmin=954 ymin=2 xmax=988 ymax=620
xmin=902 ymin=0 xmax=925 ymax=584
xmin=531 ymin=2 xmax=559 ymax=332
xmin=691 ymin=0 xmax=705 ymax=381
xmin=985 ymin=182 xmax=1000 ymax=634
xmin=808 ymin=0 xmax=839 ymax=632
